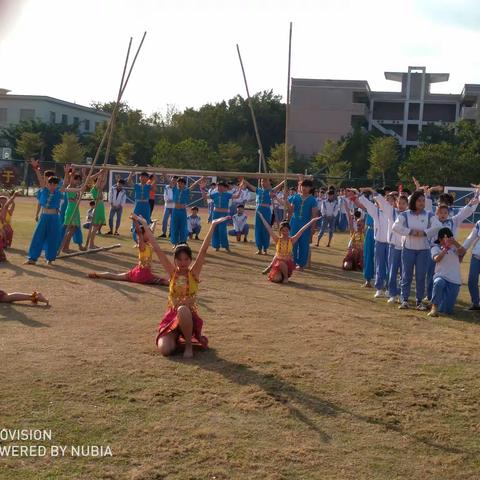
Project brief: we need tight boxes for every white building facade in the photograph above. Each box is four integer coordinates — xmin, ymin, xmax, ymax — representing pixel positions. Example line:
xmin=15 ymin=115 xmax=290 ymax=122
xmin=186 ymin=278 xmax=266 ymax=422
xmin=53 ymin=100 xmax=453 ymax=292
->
xmin=0 ymin=88 xmax=110 ymax=134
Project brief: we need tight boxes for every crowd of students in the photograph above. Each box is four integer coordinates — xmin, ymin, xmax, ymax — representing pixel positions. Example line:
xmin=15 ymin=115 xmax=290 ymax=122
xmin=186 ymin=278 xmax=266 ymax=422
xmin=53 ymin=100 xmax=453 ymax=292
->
xmin=5 ymin=162 xmax=480 ymax=357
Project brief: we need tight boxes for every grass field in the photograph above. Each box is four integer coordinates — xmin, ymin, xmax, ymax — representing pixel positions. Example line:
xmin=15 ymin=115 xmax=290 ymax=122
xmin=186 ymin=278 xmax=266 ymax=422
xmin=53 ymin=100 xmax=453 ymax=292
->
xmin=1 ymin=198 xmax=480 ymax=480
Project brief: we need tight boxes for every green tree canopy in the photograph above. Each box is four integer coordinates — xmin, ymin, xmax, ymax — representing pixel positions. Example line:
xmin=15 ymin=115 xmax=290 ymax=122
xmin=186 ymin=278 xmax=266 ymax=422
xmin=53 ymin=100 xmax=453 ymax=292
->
xmin=52 ymin=133 xmax=86 ymax=164
xmin=16 ymin=132 xmax=44 ymax=159
xmin=368 ymin=136 xmax=398 ymax=185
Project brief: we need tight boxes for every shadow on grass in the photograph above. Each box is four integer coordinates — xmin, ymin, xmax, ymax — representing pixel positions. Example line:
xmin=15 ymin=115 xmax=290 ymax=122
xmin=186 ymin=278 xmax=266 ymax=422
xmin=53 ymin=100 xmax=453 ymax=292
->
xmin=186 ymin=349 xmax=472 ymax=455
xmin=0 ymin=304 xmax=50 ymax=327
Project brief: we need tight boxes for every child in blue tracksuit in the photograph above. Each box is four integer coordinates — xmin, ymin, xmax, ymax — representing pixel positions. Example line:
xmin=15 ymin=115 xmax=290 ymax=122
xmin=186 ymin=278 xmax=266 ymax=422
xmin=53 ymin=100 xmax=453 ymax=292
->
xmin=429 ymin=227 xmax=464 ymax=317
xmin=392 ymin=190 xmax=435 ymax=310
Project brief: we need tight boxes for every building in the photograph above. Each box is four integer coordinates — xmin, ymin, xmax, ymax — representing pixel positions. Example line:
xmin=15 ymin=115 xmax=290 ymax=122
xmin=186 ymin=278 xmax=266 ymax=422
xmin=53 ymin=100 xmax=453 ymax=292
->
xmin=0 ymin=88 xmax=110 ymax=134
xmin=289 ymin=66 xmax=480 ymax=156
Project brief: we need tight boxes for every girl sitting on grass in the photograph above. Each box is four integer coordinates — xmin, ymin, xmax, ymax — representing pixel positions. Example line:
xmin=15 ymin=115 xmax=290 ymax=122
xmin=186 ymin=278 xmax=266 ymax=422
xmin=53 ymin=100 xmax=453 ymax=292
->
xmin=133 ymin=213 xmax=230 ymax=359
xmin=257 ymin=212 xmax=321 ymax=283
xmin=87 ymin=217 xmax=168 ymax=286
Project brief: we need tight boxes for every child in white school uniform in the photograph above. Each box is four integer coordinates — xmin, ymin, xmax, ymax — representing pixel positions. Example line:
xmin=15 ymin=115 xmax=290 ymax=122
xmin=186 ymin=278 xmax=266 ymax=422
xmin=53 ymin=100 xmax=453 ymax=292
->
xmin=429 ymin=227 xmax=465 ymax=317
xmin=187 ymin=206 xmax=202 ymax=240
xmin=351 ymin=188 xmax=390 ymax=299
xmin=375 ymin=192 xmax=409 ymax=304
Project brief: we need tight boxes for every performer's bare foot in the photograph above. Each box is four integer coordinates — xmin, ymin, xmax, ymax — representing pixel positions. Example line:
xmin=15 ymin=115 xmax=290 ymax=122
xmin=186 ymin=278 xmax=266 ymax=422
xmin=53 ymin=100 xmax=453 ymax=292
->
xmin=34 ymin=292 xmax=49 ymax=306
xmin=46 ymin=260 xmax=55 ymax=266
xmin=362 ymin=281 xmax=372 ymax=288
xmin=24 ymin=259 xmax=36 ymax=265
xmin=256 ymin=250 xmax=262 ymax=255
xmin=183 ymin=344 xmax=193 ymax=359
xmin=78 ymin=245 xmax=87 ymax=251
xmin=62 ymin=248 xmax=74 ymax=254
xmin=87 ymin=272 xmax=99 ymax=279
xmin=295 ymin=265 xmax=304 ymax=271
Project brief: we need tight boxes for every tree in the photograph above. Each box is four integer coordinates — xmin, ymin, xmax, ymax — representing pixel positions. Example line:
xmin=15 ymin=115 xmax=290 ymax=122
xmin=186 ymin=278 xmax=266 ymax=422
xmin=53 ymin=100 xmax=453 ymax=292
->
xmin=368 ymin=136 xmax=398 ymax=185
xmin=268 ymin=143 xmax=296 ymax=172
xmin=398 ymin=142 xmax=461 ymax=186
xmin=15 ymin=132 xmax=44 ymax=160
xmin=313 ymin=139 xmax=349 ymax=186
xmin=116 ymin=142 xmax=136 ymax=165
xmin=52 ymin=133 xmax=86 ymax=164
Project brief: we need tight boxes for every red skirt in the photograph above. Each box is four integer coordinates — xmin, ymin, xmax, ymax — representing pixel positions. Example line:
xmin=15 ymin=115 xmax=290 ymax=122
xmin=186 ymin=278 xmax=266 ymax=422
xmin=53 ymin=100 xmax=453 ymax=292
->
xmin=343 ymin=246 xmax=363 ymax=271
xmin=268 ymin=258 xmax=295 ymax=282
xmin=4 ymin=224 xmax=13 ymax=248
xmin=156 ymin=307 xmax=208 ymax=349
xmin=126 ymin=265 xmax=168 ymax=285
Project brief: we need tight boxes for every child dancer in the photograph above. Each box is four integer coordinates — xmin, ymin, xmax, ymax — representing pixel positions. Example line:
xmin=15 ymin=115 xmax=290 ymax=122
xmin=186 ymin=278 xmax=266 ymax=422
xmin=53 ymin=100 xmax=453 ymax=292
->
xmin=26 ymin=160 xmax=65 ymax=265
xmin=134 ymin=214 xmax=230 ymax=359
xmin=88 ymin=217 xmax=168 ymax=285
xmin=0 ymin=289 xmax=49 ymax=305
xmin=342 ymin=208 xmax=364 ymax=271
xmin=429 ymin=227 xmax=465 ymax=317
xmin=228 ymin=204 xmax=249 ymax=242
xmin=187 ymin=206 xmax=202 ymax=240
xmin=127 ymin=170 xmax=152 ymax=243
xmin=241 ymin=177 xmax=285 ymax=255
xmin=288 ymin=178 xmax=318 ymax=270
xmin=88 ymin=169 xmax=107 ymax=249
xmin=170 ymin=177 xmax=204 ymax=246
xmin=257 ymin=212 xmax=320 ymax=283
xmin=204 ymin=180 xmax=233 ymax=251
xmin=0 ymin=192 xmax=17 ymax=261
xmin=3 ymin=190 xmax=15 ymax=248
xmin=392 ymin=190 xmax=435 ymax=310
xmin=60 ymin=171 xmax=87 ymax=253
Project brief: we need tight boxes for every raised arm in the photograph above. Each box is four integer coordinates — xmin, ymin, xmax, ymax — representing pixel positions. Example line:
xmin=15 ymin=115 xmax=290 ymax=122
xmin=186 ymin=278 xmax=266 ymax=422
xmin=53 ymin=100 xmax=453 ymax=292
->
xmin=374 ymin=193 xmax=394 ymax=220
xmin=240 ymin=178 xmax=256 ymax=192
xmin=131 ymin=213 xmax=174 ymax=276
xmin=189 ymin=176 xmax=206 ymax=191
xmin=0 ymin=192 xmax=17 ymax=221
xmin=257 ymin=211 xmax=278 ymax=242
xmin=126 ymin=170 xmax=134 ymax=186
xmin=133 ymin=219 xmax=146 ymax=252
xmin=30 ymin=159 xmax=45 ymax=187
xmin=463 ymin=223 xmax=480 ymax=251
xmin=272 ymin=180 xmax=285 ymax=193
xmin=291 ymin=216 xmax=321 ymax=244
xmin=191 ymin=216 xmax=231 ymax=278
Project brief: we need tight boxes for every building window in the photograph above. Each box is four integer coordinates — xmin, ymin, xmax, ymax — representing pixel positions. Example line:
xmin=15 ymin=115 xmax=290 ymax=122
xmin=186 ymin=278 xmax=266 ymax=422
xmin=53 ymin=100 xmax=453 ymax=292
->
xmin=73 ymin=116 xmax=79 ymax=125
xmin=0 ymin=108 xmax=7 ymax=124
xmin=84 ymin=119 xmax=90 ymax=132
xmin=20 ymin=109 xmax=35 ymax=122
xmin=61 ymin=114 xmax=68 ymax=125
xmin=49 ymin=111 xmax=56 ymax=123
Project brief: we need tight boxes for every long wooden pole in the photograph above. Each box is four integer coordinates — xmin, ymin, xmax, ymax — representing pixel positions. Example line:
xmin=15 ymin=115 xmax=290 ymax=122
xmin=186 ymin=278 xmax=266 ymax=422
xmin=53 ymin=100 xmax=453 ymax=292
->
xmin=58 ymin=32 xmax=146 ymax=257
xmin=57 ymin=244 xmax=121 ymax=259
xmin=85 ymin=36 xmax=135 ymax=248
xmin=236 ymin=44 xmax=268 ymax=174
xmin=70 ymin=163 xmax=312 ymax=181
xmin=284 ymin=23 xmax=292 ymax=192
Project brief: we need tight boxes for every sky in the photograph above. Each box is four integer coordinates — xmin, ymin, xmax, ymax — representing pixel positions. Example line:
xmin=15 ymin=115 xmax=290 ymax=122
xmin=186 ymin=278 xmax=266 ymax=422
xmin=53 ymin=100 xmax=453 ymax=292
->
xmin=1 ymin=0 xmax=480 ymax=115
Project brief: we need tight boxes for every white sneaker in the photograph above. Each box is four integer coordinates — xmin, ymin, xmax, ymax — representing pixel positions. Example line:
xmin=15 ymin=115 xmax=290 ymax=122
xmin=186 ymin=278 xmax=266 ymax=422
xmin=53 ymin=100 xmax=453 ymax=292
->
xmin=387 ymin=296 xmax=396 ymax=304
xmin=374 ymin=290 xmax=383 ymax=298
xmin=398 ymin=301 xmax=409 ymax=309
xmin=416 ymin=303 xmax=428 ymax=311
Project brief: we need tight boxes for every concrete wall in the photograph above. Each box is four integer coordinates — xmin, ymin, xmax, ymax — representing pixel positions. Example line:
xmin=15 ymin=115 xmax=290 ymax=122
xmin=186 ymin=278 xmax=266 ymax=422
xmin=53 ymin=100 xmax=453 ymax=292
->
xmin=289 ymin=82 xmax=368 ymax=156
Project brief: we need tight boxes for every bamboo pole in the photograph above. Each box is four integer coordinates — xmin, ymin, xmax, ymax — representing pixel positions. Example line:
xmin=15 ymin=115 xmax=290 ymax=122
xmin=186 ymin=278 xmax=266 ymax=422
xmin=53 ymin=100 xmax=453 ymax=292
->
xmin=236 ymin=44 xmax=268 ymax=174
xmin=57 ymin=244 xmax=121 ymax=259
xmin=70 ymin=163 xmax=312 ymax=181
xmin=85 ymin=36 xmax=136 ymax=248
xmin=283 ymin=22 xmax=293 ymax=214
xmin=57 ymin=32 xmax=146 ymax=257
